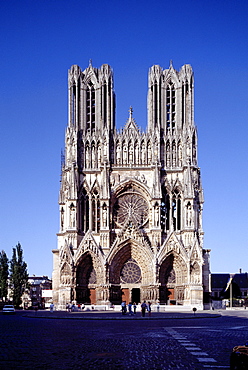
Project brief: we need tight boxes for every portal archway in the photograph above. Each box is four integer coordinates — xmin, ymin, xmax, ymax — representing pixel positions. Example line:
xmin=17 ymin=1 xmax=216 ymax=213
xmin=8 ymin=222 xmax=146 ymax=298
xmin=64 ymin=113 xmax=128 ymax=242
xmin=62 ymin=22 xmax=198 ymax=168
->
xmin=108 ymin=242 xmax=152 ymax=304
xmin=76 ymin=253 xmax=97 ymax=304
xmin=159 ymin=253 xmax=187 ymax=304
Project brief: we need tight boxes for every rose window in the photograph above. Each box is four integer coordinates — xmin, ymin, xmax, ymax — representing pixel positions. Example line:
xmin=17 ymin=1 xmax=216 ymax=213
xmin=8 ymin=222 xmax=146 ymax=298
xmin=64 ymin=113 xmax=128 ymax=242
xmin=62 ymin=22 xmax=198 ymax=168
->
xmin=120 ymin=259 xmax=141 ymax=284
xmin=114 ymin=193 xmax=149 ymax=227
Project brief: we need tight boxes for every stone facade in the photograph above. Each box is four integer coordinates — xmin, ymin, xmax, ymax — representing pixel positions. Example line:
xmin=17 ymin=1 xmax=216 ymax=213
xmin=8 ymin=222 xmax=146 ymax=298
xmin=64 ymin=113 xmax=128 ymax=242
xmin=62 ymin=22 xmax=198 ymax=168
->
xmin=52 ymin=62 xmax=210 ymax=309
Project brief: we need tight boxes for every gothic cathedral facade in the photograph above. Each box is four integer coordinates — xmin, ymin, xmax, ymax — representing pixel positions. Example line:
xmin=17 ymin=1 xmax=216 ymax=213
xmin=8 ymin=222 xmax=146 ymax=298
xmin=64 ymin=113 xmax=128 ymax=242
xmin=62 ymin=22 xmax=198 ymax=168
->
xmin=52 ymin=62 xmax=211 ymax=309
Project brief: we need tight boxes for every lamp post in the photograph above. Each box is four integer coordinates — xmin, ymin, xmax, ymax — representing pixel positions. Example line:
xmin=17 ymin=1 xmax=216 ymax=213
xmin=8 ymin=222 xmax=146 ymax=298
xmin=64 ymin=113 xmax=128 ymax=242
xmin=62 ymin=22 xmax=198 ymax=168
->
xmin=230 ymin=274 xmax=234 ymax=309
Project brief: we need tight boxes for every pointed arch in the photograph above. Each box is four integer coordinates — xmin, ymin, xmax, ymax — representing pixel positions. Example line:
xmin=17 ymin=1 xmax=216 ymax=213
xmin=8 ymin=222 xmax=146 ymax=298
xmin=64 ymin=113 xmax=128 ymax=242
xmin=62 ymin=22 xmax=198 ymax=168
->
xmin=166 ymin=140 xmax=171 ymax=167
xmin=86 ymin=81 xmax=95 ymax=133
xmin=141 ymin=140 xmax=146 ymax=164
xmin=91 ymin=187 xmax=100 ymax=233
xmin=60 ymin=262 xmax=72 ymax=286
xmin=190 ymin=261 xmax=201 ymax=284
xmin=177 ymin=140 xmax=182 ymax=167
xmin=81 ymin=187 xmax=89 ymax=232
xmin=192 ymin=132 xmax=197 ymax=165
xmin=166 ymin=81 xmax=176 ymax=131
xmin=159 ymin=251 xmax=188 ymax=304
xmin=172 ymin=140 xmax=176 ymax=167
xmin=147 ymin=140 xmax=152 ymax=164
xmin=85 ymin=141 xmax=90 ymax=168
xmin=108 ymin=240 xmax=154 ymax=286
xmin=134 ymin=139 xmax=139 ymax=165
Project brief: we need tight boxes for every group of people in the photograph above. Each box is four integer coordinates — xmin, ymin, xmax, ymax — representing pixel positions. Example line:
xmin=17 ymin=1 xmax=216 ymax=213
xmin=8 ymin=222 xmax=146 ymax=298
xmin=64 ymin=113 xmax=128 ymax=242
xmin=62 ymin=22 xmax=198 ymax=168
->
xmin=66 ymin=303 xmax=85 ymax=312
xmin=121 ymin=300 xmax=153 ymax=317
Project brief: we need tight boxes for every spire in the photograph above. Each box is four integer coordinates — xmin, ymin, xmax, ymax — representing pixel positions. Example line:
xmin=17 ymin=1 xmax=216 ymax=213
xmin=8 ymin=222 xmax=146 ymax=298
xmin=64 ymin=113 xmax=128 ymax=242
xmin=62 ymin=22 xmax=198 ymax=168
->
xmin=129 ymin=106 xmax=133 ymax=120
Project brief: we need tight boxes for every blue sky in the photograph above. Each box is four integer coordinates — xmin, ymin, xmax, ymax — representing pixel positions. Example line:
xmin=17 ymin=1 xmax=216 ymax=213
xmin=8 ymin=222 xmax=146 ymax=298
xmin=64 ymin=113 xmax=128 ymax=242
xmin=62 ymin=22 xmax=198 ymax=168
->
xmin=0 ymin=0 xmax=247 ymax=277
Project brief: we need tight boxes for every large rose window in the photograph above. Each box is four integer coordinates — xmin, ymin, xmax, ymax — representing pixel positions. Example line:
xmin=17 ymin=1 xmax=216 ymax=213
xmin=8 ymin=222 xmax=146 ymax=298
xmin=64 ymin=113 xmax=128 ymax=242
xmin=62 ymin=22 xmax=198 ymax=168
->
xmin=120 ymin=259 xmax=141 ymax=284
xmin=114 ymin=192 xmax=149 ymax=227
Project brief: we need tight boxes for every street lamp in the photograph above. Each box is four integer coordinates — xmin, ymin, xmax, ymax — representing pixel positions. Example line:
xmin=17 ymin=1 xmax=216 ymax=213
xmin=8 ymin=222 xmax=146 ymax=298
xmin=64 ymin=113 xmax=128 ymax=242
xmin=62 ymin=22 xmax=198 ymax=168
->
xmin=230 ymin=274 xmax=234 ymax=309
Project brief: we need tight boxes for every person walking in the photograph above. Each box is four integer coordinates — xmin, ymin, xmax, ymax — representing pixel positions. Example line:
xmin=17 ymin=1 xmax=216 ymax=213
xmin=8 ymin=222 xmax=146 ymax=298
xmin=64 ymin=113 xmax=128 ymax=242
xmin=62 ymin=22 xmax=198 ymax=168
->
xmin=133 ymin=302 xmax=137 ymax=314
xmin=157 ymin=301 xmax=160 ymax=312
xmin=128 ymin=302 xmax=133 ymax=316
xmin=141 ymin=301 xmax=147 ymax=317
xmin=147 ymin=301 xmax=152 ymax=317
xmin=121 ymin=301 xmax=127 ymax=315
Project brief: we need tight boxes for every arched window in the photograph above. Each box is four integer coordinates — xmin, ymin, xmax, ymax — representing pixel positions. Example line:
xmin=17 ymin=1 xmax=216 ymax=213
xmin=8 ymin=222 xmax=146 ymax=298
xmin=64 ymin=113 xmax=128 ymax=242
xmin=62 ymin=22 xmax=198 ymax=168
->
xmin=81 ymin=189 xmax=89 ymax=232
xmin=166 ymin=82 xmax=176 ymax=131
xmin=134 ymin=140 xmax=139 ymax=165
xmin=147 ymin=141 xmax=152 ymax=164
xmin=172 ymin=190 xmax=181 ymax=231
xmin=152 ymin=83 xmax=158 ymax=125
xmin=166 ymin=140 xmax=171 ymax=167
xmin=177 ymin=141 xmax=182 ymax=167
xmin=91 ymin=142 xmax=96 ymax=168
xmin=92 ymin=189 xmax=100 ymax=233
xmin=71 ymin=84 xmax=76 ymax=126
xmin=172 ymin=140 xmax=176 ymax=167
xmin=161 ymin=188 xmax=170 ymax=231
xmin=85 ymin=143 xmax=90 ymax=168
xmin=192 ymin=133 xmax=196 ymax=165
xmin=102 ymin=81 xmax=108 ymax=126
xmin=86 ymin=82 xmax=95 ymax=132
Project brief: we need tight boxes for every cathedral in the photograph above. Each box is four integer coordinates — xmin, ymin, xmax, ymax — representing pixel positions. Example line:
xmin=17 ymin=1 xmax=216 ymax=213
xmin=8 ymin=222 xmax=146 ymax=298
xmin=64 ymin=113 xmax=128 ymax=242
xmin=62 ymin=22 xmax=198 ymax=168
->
xmin=52 ymin=61 xmax=211 ymax=309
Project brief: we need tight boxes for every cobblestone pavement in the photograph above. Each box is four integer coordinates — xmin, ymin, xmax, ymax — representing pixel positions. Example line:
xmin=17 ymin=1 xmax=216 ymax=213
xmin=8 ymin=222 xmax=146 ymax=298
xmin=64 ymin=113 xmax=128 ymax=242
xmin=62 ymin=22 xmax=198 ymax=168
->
xmin=1 ymin=310 xmax=248 ymax=369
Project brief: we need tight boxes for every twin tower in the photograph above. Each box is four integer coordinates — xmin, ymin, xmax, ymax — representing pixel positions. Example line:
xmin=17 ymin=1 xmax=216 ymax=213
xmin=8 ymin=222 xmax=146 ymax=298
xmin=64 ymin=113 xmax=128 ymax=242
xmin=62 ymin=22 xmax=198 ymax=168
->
xmin=52 ymin=62 xmax=211 ymax=309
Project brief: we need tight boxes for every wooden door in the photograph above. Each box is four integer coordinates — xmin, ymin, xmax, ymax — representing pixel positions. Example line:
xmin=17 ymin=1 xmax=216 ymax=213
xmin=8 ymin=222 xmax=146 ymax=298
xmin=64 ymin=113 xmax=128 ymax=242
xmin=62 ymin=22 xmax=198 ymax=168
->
xmin=122 ymin=288 xmax=129 ymax=303
xmin=89 ymin=289 xmax=96 ymax=304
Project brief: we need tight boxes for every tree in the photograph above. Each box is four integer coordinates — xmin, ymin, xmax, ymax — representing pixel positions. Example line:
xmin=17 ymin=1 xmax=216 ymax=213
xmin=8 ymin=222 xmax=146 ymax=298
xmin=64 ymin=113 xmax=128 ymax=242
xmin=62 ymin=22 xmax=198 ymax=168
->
xmin=9 ymin=243 xmax=29 ymax=307
xmin=0 ymin=250 xmax=9 ymax=301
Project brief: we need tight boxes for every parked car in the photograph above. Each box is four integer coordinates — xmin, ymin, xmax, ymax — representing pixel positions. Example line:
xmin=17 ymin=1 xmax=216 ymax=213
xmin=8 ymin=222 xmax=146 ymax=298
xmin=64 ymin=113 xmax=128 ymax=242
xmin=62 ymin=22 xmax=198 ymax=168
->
xmin=230 ymin=342 xmax=248 ymax=369
xmin=2 ymin=305 xmax=15 ymax=314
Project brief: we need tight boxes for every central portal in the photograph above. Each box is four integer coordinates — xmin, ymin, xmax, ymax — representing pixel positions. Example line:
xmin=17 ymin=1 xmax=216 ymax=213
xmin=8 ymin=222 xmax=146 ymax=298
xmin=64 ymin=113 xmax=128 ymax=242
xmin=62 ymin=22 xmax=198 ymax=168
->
xmin=132 ymin=288 xmax=140 ymax=303
xmin=121 ymin=287 xmax=141 ymax=303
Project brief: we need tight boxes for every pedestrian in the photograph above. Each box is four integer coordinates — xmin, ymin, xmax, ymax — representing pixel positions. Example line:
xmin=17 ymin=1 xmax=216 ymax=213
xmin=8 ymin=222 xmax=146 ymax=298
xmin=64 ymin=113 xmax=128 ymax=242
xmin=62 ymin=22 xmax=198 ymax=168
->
xmin=133 ymin=302 xmax=137 ymax=314
xmin=77 ymin=303 xmax=81 ymax=311
xmin=121 ymin=301 xmax=127 ymax=315
xmin=50 ymin=303 xmax=54 ymax=312
xmin=147 ymin=301 xmax=152 ymax=317
xmin=157 ymin=301 xmax=160 ymax=312
xmin=66 ymin=303 xmax=69 ymax=312
xmin=128 ymin=302 xmax=133 ymax=316
xmin=141 ymin=301 xmax=147 ymax=317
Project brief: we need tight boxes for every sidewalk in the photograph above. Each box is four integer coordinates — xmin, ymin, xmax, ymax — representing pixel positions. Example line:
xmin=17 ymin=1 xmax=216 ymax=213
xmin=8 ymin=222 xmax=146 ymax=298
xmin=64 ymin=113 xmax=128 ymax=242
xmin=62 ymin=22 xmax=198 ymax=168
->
xmin=23 ymin=309 xmax=221 ymax=320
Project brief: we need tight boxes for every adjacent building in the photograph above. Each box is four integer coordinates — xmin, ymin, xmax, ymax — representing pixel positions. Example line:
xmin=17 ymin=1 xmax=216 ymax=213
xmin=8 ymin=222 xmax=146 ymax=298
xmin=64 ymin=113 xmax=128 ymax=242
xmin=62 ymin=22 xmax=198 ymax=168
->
xmin=22 ymin=275 xmax=52 ymax=309
xmin=211 ymin=272 xmax=248 ymax=306
xmin=52 ymin=62 xmax=210 ymax=309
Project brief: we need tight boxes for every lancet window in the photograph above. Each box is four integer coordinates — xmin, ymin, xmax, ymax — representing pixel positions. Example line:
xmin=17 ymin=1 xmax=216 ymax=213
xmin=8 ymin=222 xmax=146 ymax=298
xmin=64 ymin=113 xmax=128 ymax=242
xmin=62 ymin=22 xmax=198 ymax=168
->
xmin=92 ymin=189 xmax=100 ymax=233
xmin=151 ymin=83 xmax=158 ymax=126
xmin=166 ymin=141 xmax=171 ymax=167
xmin=192 ymin=133 xmax=196 ymax=165
xmin=101 ymin=78 xmax=112 ymax=127
xmin=161 ymin=188 xmax=170 ymax=231
xmin=172 ymin=190 xmax=181 ymax=231
xmin=71 ymin=84 xmax=76 ymax=126
xmin=166 ymin=83 xmax=176 ymax=131
xmin=86 ymin=82 xmax=95 ymax=132
xmin=81 ymin=189 xmax=89 ymax=232
xmin=177 ymin=141 xmax=182 ymax=167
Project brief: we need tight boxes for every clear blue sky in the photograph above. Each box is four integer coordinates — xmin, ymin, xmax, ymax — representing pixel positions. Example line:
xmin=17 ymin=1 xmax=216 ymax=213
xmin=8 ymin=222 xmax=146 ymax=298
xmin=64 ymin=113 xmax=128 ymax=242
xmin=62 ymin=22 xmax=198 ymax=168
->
xmin=0 ymin=0 xmax=247 ymax=278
